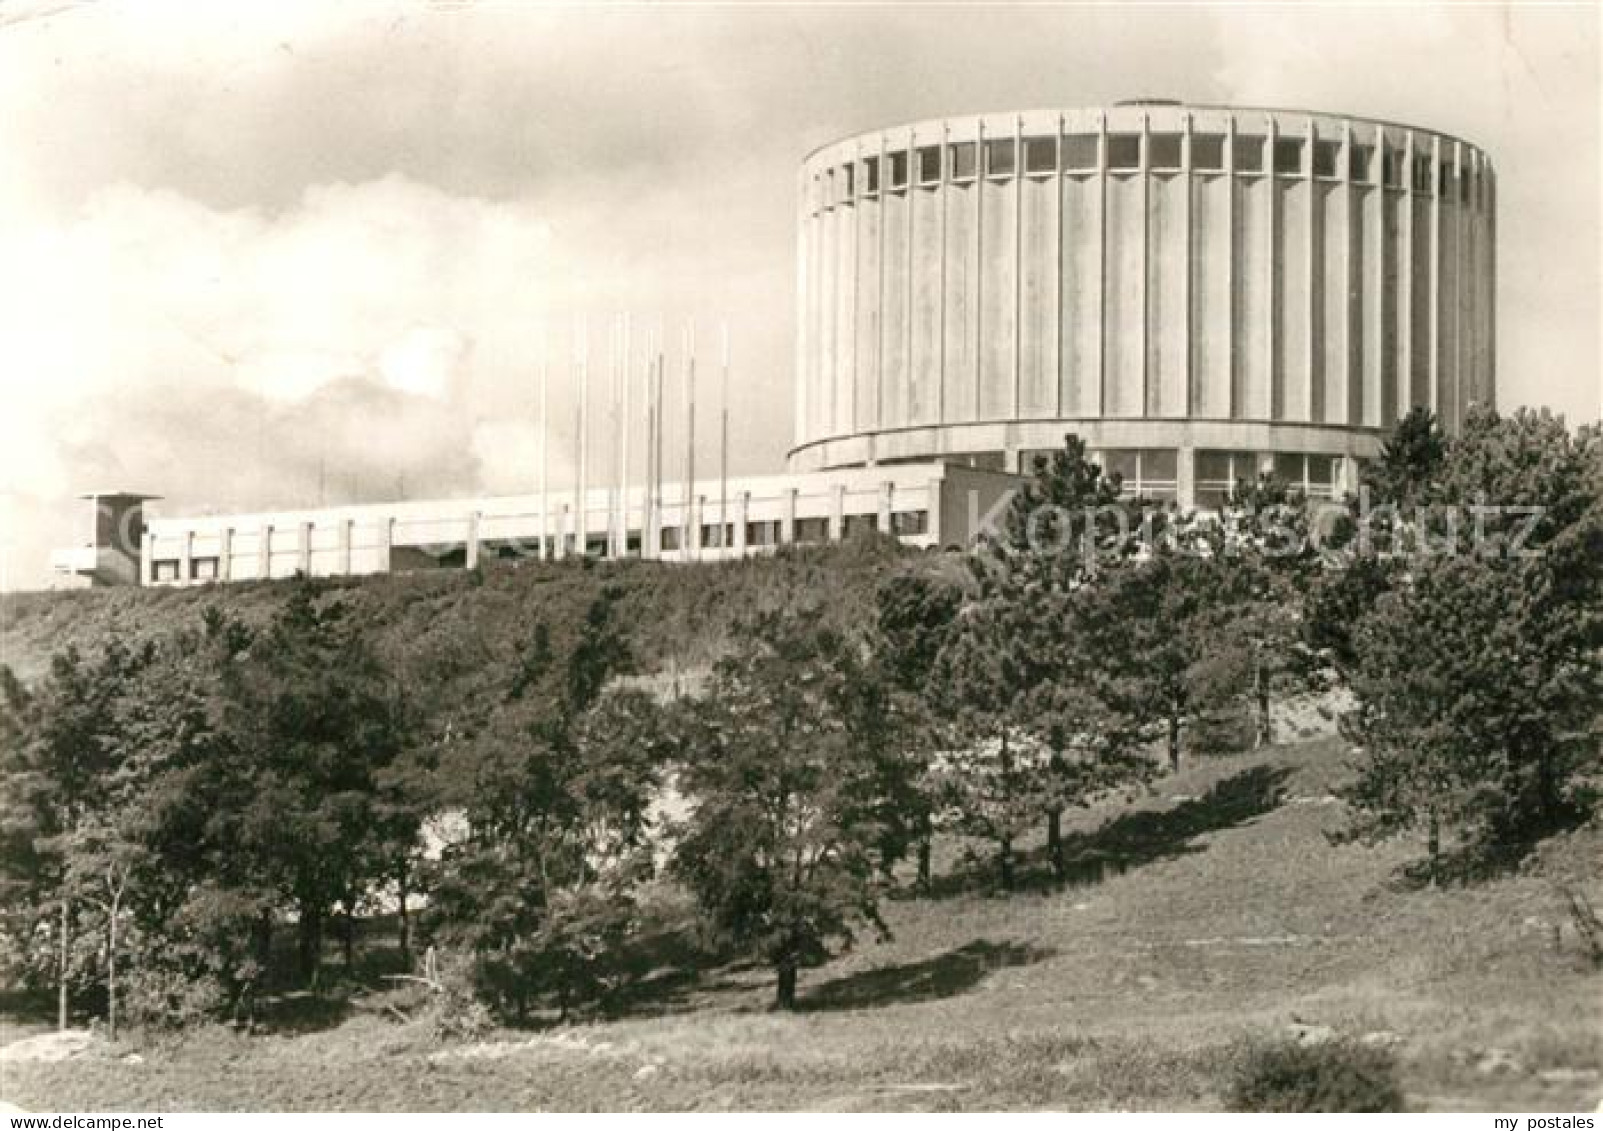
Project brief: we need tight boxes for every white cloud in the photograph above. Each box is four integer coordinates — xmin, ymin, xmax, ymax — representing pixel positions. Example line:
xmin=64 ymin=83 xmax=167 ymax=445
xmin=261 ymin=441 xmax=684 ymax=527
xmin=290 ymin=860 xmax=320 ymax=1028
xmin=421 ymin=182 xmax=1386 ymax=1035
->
xmin=0 ymin=174 xmax=556 ymax=486
xmin=380 ymin=327 xmax=468 ymax=401
xmin=470 ymin=419 xmax=568 ymax=498
xmin=0 ymin=173 xmax=569 ymax=585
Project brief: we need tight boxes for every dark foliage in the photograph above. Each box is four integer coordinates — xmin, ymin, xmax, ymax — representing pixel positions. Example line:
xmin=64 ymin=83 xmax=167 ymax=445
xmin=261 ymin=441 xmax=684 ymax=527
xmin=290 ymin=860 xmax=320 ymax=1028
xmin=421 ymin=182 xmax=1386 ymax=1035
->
xmin=1337 ymin=409 xmax=1603 ymax=877
xmin=1227 ymin=1041 xmax=1405 ymax=1113
xmin=669 ymin=606 xmax=909 ymax=1009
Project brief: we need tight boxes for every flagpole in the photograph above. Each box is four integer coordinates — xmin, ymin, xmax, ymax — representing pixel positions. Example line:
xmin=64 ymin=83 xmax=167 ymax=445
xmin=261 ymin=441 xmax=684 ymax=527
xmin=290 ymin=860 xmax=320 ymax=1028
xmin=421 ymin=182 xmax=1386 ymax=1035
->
xmin=575 ymin=318 xmax=588 ymax=559
xmin=654 ymin=330 xmax=666 ymax=560
xmin=683 ymin=321 xmax=696 ymax=561
xmin=538 ymin=332 xmax=549 ymax=561
xmin=620 ymin=313 xmax=633 ymax=559
xmin=719 ymin=322 xmax=730 ymax=557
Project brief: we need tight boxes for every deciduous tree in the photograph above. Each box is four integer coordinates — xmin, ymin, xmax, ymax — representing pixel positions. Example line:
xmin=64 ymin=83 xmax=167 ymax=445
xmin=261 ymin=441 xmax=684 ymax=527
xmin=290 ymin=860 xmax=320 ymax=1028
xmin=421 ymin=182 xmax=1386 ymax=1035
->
xmin=671 ymin=608 xmax=903 ymax=1009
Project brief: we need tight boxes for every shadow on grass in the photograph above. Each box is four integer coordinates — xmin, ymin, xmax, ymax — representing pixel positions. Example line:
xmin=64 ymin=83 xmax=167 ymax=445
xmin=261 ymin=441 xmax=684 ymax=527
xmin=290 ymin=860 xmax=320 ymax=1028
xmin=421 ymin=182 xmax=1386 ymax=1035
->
xmin=799 ymin=939 xmax=1053 ymax=1012
xmin=1060 ymin=762 xmax=1294 ymax=873
xmin=252 ymin=989 xmax=354 ymax=1035
xmin=1384 ymin=794 xmax=1598 ymax=890
xmin=589 ymin=927 xmax=754 ymax=1022
xmin=0 ymin=986 xmax=57 ymax=1027
xmin=929 ymin=762 xmax=1294 ymax=898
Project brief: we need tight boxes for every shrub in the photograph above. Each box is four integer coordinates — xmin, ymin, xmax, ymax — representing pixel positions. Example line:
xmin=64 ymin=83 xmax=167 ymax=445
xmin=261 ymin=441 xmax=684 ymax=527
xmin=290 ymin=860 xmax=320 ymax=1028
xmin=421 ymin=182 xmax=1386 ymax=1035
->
xmin=416 ymin=950 xmax=493 ymax=1041
xmin=426 ymin=982 xmax=493 ymax=1042
xmin=122 ymin=966 xmax=230 ymax=1031
xmin=1188 ymin=702 xmax=1257 ymax=757
xmin=1227 ymin=1040 xmax=1405 ymax=1112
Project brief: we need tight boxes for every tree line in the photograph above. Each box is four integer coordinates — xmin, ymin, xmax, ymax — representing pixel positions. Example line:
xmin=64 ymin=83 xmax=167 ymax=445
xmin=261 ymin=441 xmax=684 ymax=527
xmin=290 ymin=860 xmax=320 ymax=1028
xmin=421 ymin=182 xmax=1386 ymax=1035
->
xmin=1 ymin=404 xmax=1597 ymax=1024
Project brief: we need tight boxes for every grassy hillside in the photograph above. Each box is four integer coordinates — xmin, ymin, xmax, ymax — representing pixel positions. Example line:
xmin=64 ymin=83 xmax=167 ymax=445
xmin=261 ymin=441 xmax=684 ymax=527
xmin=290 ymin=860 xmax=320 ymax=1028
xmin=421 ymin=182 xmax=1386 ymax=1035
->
xmin=4 ymin=737 xmax=1598 ymax=1112
xmin=1 ymin=538 xmax=936 ymax=687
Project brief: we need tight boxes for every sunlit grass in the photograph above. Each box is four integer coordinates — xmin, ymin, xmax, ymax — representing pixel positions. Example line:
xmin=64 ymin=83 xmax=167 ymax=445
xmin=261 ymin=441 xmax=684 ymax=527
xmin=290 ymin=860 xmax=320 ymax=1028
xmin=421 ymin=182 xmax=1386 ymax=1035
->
xmin=5 ymin=737 xmax=1599 ymax=1111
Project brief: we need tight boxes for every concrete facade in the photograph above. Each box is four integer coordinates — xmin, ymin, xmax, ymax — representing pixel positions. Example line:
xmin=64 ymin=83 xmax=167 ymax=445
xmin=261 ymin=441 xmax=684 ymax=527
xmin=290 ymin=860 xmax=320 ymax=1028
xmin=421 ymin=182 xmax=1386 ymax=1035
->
xmin=130 ymin=464 xmax=1018 ymax=588
xmin=791 ymin=102 xmax=1496 ymax=507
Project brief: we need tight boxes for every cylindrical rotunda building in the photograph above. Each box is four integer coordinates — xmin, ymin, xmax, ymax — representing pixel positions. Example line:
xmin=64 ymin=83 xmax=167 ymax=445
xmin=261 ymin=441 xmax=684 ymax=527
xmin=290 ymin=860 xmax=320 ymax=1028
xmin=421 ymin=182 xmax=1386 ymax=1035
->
xmin=791 ymin=101 xmax=1495 ymax=507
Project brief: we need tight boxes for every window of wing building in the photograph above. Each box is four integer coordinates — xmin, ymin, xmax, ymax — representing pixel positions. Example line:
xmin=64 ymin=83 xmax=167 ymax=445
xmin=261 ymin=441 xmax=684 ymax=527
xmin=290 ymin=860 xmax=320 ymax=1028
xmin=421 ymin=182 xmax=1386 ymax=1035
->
xmin=1195 ymin=450 xmax=1260 ymax=510
xmin=891 ymin=510 xmax=929 ymax=536
xmin=1272 ymin=453 xmax=1339 ymax=499
xmin=1102 ymin=449 xmax=1177 ymax=502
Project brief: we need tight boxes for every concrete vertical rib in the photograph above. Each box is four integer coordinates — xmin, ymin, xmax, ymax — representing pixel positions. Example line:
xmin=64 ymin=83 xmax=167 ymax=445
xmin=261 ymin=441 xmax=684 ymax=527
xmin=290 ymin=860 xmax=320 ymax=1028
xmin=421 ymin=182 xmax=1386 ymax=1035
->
xmin=877 ymin=134 xmax=888 ymax=434
xmin=1341 ymin=118 xmax=1358 ymax=427
xmin=1436 ymin=131 xmax=1449 ymax=413
xmin=1370 ymin=124 xmax=1387 ymax=428
xmin=938 ymin=123 xmax=949 ymax=424
xmin=1012 ymin=115 xmax=1024 ymax=419
xmin=1137 ymin=112 xmax=1151 ymax=419
xmin=1226 ymin=113 xmax=1238 ymax=418
xmin=795 ymin=167 xmax=808 ymax=450
xmin=1401 ymin=130 xmax=1415 ymax=419
xmin=1096 ymin=112 xmax=1108 ymax=417
xmin=974 ymin=118 xmax=985 ymax=422
xmin=1265 ymin=114 xmax=1280 ymax=422
xmin=1181 ymin=110 xmax=1194 ymax=417
xmin=905 ymin=127 xmax=916 ymax=429
xmin=1054 ymin=114 xmax=1065 ymax=418
xmin=1305 ymin=116 xmax=1319 ymax=425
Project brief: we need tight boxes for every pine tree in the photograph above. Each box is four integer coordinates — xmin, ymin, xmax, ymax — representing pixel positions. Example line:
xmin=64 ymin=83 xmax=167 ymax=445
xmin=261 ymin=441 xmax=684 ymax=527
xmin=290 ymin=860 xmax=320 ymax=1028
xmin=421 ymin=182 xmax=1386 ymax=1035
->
xmin=1221 ymin=473 xmax=1340 ymax=747
xmin=871 ymin=572 xmax=965 ymax=890
xmin=954 ymin=434 xmax=1156 ymax=880
xmin=1340 ymin=408 xmax=1603 ymax=873
xmin=927 ymin=595 xmax=1048 ymax=891
xmin=1080 ymin=517 xmax=1260 ymax=775
xmin=1364 ymin=405 xmax=1447 ymax=510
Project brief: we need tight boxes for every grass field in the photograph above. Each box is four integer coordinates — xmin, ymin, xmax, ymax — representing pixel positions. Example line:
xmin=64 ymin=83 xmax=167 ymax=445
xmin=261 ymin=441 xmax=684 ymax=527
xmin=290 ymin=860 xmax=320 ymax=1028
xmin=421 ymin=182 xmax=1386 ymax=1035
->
xmin=3 ymin=737 xmax=1599 ymax=1111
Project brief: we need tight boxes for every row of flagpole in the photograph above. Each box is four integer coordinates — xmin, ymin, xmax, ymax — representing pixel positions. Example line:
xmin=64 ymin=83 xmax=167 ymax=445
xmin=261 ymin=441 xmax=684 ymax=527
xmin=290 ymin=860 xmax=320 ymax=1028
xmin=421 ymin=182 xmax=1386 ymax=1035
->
xmin=534 ymin=316 xmax=731 ymax=561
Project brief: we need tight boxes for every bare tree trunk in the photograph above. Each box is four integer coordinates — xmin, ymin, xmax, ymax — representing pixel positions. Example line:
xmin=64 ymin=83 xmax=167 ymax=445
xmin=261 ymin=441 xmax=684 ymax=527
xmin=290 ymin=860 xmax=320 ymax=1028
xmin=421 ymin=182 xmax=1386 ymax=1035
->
xmin=1536 ymin=752 xmax=1562 ymax=832
xmin=397 ymin=859 xmax=412 ymax=968
xmin=254 ymin=910 xmax=273 ymax=971
xmin=999 ymin=731 xmax=1017 ymax=890
xmin=107 ymin=890 xmax=119 ymax=1042
xmin=341 ymin=889 xmax=357 ymax=974
xmin=58 ymin=898 xmax=69 ymax=1032
xmin=1254 ymin=653 xmax=1273 ymax=749
xmin=1167 ymin=706 xmax=1182 ymax=774
xmin=1427 ymin=808 xmax=1441 ymax=889
xmin=1047 ymin=809 xmax=1065 ymax=882
xmin=775 ymin=962 xmax=797 ymax=1011
xmin=297 ymin=904 xmax=323 ymax=988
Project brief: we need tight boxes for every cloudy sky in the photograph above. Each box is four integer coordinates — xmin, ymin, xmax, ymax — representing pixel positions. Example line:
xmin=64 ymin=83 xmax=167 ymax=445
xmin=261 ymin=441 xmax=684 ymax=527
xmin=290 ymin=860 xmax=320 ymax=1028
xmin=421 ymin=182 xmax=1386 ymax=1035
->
xmin=0 ymin=1 xmax=1597 ymax=590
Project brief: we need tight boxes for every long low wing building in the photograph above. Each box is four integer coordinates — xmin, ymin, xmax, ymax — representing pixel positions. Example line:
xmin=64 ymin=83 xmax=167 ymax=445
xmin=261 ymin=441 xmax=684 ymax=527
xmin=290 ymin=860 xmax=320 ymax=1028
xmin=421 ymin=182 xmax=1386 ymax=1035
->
xmin=52 ymin=100 xmax=1494 ymax=588
xmin=56 ymin=466 xmax=1020 ymax=588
